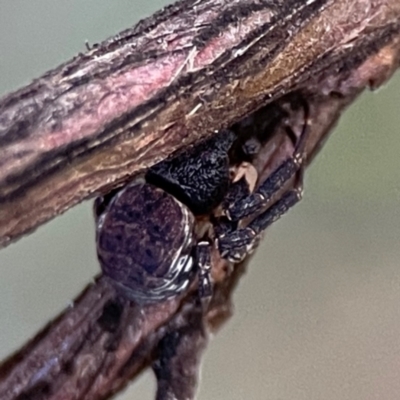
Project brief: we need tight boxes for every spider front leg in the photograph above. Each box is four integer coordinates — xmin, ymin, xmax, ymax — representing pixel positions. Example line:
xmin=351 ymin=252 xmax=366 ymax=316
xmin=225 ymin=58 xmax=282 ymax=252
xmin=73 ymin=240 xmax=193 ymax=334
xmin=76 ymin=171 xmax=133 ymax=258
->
xmin=226 ymin=99 xmax=310 ymax=222
xmin=218 ymin=99 xmax=309 ymax=263
xmin=226 ymin=153 xmax=302 ymax=220
xmin=218 ymin=185 xmax=303 ymax=263
xmin=194 ymin=240 xmax=213 ymax=299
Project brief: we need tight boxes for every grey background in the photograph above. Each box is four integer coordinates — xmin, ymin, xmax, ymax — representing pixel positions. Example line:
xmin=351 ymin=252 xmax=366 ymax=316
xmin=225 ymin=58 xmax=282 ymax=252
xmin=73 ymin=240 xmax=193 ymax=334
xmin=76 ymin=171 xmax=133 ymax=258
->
xmin=1 ymin=2 xmax=400 ymax=399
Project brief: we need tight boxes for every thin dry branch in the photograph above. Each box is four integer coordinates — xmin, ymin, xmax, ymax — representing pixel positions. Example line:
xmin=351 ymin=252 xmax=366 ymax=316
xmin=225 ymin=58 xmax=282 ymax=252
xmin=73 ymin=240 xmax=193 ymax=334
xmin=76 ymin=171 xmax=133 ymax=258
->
xmin=1 ymin=79 xmax=399 ymax=400
xmin=1 ymin=0 xmax=399 ymax=247
xmin=1 ymin=1 xmax=400 ymax=399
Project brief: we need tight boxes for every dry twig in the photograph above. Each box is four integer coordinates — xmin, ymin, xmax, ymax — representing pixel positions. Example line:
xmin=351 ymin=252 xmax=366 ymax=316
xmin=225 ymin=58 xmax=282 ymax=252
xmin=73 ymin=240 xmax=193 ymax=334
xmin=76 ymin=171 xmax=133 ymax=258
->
xmin=1 ymin=1 xmax=400 ymax=399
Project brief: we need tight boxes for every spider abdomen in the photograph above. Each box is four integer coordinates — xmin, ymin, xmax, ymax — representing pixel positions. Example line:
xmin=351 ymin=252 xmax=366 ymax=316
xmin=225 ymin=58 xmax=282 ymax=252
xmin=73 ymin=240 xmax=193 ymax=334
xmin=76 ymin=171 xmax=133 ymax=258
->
xmin=96 ymin=181 xmax=195 ymax=303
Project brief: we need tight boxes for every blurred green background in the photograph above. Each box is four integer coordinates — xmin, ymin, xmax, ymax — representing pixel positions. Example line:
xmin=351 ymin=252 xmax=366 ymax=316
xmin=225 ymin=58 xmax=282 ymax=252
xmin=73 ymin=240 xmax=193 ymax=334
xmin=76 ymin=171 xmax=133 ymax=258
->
xmin=1 ymin=2 xmax=400 ymax=399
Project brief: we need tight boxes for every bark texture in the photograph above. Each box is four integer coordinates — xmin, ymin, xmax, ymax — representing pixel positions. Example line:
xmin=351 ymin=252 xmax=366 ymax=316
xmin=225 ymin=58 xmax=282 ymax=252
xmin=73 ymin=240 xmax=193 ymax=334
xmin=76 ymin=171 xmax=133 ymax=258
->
xmin=1 ymin=0 xmax=399 ymax=247
xmin=1 ymin=0 xmax=400 ymax=399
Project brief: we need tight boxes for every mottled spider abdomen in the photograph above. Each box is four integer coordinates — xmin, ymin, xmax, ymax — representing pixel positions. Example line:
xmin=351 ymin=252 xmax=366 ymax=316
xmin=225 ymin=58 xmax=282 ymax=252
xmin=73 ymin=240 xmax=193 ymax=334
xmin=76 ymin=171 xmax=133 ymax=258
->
xmin=96 ymin=181 xmax=195 ymax=303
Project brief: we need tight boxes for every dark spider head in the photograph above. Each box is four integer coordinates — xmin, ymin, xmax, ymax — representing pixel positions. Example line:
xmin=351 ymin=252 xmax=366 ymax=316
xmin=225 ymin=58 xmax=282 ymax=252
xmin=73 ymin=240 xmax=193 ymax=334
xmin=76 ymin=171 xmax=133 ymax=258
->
xmin=146 ymin=129 xmax=236 ymax=215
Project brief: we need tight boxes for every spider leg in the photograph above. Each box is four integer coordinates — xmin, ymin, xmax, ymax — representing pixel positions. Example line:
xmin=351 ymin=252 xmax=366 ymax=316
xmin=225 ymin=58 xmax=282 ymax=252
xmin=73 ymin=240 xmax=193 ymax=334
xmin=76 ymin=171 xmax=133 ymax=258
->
xmin=218 ymin=186 xmax=303 ymax=263
xmin=195 ymin=241 xmax=213 ymax=299
xmin=226 ymin=99 xmax=310 ymax=222
xmin=226 ymin=156 xmax=300 ymax=221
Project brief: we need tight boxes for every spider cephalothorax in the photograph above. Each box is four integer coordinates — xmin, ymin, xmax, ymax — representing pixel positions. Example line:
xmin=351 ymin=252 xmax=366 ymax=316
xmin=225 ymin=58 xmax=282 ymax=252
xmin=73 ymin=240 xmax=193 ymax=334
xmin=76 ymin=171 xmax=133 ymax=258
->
xmin=96 ymin=98 xmax=309 ymax=304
